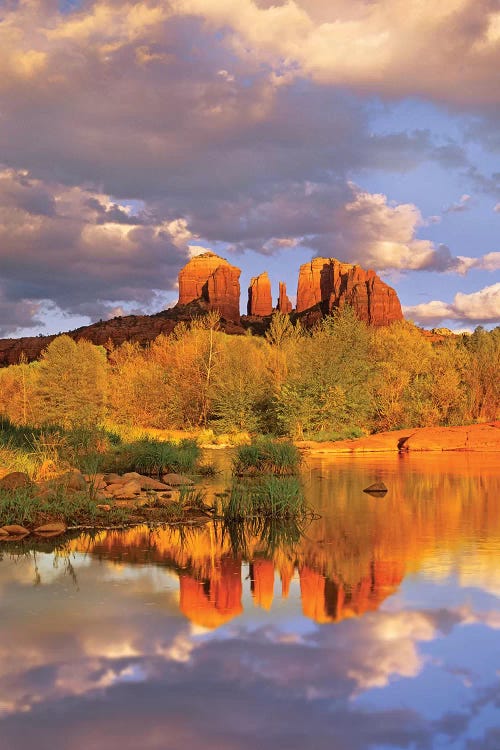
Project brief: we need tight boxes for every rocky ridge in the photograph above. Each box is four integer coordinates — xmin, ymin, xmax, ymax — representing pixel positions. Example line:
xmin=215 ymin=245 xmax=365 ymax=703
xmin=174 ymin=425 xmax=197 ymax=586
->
xmin=0 ymin=252 xmax=403 ymax=365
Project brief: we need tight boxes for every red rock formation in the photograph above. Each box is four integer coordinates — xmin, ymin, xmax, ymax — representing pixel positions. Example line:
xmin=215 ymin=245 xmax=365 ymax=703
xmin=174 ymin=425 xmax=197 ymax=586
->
xmin=0 ymin=253 xmax=407 ymax=367
xmin=296 ymin=257 xmax=402 ymax=326
xmin=178 ymin=252 xmax=241 ymax=322
xmin=277 ymin=281 xmax=292 ymax=314
xmin=179 ymin=557 xmax=243 ymax=629
xmin=247 ymin=272 xmax=273 ymax=317
xmin=299 ymin=560 xmax=404 ymax=624
xmin=250 ymin=559 xmax=275 ymax=610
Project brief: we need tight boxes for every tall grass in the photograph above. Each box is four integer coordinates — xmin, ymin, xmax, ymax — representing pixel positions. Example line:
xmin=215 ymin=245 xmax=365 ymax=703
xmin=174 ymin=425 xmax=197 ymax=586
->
xmin=111 ymin=437 xmax=201 ymax=476
xmin=0 ymin=486 xmax=128 ymax=527
xmin=223 ymin=477 xmax=307 ymax=520
xmin=233 ymin=437 xmax=301 ymax=476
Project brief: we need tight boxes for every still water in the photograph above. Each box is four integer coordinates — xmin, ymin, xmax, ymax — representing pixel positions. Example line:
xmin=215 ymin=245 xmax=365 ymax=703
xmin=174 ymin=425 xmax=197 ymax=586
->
xmin=0 ymin=452 xmax=499 ymax=750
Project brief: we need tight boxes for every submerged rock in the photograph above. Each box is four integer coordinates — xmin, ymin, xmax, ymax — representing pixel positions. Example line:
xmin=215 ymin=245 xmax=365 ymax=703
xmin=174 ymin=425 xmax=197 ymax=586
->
xmin=363 ymin=481 xmax=388 ymax=495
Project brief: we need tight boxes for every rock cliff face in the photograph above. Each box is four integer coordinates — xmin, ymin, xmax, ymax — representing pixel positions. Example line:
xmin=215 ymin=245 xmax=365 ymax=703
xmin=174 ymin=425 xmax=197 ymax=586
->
xmin=178 ymin=252 xmax=241 ymax=323
xmin=247 ymin=272 xmax=273 ymax=316
xmin=277 ymin=281 xmax=292 ymax=314
xmin=296 ymin=257 xmax=403 ymax=326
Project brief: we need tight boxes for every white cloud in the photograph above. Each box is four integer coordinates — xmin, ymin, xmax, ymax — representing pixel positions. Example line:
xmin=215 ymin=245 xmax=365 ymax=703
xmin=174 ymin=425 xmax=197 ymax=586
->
xmin=404 ymin=282 xmax=500 ymax=324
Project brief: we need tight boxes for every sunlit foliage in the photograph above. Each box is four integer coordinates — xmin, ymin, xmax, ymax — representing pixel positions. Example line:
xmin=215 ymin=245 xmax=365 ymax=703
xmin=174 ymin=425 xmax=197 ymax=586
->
xmin=0 ymin=313 xmax=498 ymax=437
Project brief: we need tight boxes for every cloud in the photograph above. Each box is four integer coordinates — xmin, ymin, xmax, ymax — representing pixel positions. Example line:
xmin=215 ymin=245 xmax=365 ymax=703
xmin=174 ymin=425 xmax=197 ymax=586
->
xmin=443 ymin=194 xmax=472 ymax=214
xmin=179 ymin=0 xmax=500 ymax=105
xmin=404 ymin=282 xmax=500 ymax=325
xmin=0 ymin=168 xmax=190 ymax=336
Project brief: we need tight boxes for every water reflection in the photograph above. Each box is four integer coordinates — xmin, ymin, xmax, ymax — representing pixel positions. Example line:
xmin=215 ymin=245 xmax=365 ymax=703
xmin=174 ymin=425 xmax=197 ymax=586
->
xmin=0 ymin=452 xmax=498 ymax=749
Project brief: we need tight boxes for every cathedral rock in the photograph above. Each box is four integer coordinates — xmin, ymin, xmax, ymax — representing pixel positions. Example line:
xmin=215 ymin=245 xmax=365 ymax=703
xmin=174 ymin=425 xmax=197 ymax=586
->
xmin=0 ymin=251 xmax=405 ymax=366
xmin=296 ymin=257 xmax=403 ymax=326
xmin=178 ymin=251 xmax=241 ymax=323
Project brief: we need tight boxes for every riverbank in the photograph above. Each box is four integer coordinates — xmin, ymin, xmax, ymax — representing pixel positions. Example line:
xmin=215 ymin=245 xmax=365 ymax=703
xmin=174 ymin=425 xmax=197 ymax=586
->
xmin=297 ymin=421 xmax=500 ymax=454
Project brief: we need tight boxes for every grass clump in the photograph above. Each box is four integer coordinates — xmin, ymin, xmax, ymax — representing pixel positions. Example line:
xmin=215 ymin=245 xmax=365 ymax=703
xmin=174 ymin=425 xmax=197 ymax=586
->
xmin=107 ymin=438 xmax=200 ymax=477
xmin=223 ymin=477 xmax=306 ymax=521
xmin=0 ymin=486 xmax=128 ymax=528
xmin=233 ymin=437 xmax=301 ymax=476
xmin=158 ymin=486 xmax=209 ymax=522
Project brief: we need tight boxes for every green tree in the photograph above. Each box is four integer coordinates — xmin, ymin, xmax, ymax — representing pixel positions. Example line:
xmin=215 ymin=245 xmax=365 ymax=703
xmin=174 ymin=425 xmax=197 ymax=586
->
xmin=276 ymin=306 xmax=374 ymax=438
xmin=36 ymin=336 xmax=108 ymax=428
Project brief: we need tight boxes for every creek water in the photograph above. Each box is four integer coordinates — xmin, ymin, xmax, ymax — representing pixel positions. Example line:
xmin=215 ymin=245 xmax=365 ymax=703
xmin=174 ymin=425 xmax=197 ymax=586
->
xmin=0 ymin=452 xmax=499 ymax=750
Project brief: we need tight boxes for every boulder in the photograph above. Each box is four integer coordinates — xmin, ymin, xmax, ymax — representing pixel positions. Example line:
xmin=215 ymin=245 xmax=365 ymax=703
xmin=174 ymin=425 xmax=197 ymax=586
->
xmin=0 ymin=472 xmax=31 ymax=491
xmin=247 ymin=272 xmax=273 ymax=317
xmin=63 ymin=470 xmax=87 ymax=491
xmin=161 ymin=473 xmax=194 ymax=486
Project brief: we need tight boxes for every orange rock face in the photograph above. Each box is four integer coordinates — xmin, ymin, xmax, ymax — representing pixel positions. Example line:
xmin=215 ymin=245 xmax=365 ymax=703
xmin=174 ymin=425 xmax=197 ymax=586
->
xmin=296 ymin=257 xmax=403 ymax=326
xmin=178 ymin=252 xmax=241 ymax=322
xmin=247 ymin=272 xmax=273 ymax=316
xmin=298 ymin=422 xmax=500 ymax=454
xmin=277 ymin=281 xmax=292 ymax=314
xmin=179 ymin=557 xmax=243 ymax=629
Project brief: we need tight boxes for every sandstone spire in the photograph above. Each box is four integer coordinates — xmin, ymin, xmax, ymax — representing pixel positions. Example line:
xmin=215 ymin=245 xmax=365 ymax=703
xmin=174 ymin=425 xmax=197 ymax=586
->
xmin=277 ymin=281 xmax=292 ymax=314
xmin=247 ymin=272 xmax=273 ymax=316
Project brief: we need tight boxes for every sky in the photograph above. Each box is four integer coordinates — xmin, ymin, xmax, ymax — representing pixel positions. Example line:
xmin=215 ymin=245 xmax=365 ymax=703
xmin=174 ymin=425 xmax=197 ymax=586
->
xmin=0 ymin=0 xmax=498 ymax=337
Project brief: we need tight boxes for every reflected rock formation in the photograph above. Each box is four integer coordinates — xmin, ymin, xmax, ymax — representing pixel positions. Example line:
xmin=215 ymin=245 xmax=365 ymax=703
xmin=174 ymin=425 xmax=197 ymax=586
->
xmin=64 ymin=453 xmax=499 ymax=629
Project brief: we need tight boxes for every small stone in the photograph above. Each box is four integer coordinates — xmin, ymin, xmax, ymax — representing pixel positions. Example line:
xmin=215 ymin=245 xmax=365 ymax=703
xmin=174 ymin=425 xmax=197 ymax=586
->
xmin=1 ymin=524 xmax=30 ymax=535
xmin=363 ymin=481 xmax=388 ymax=495
xmin=97 ymin=504 xmax=111 ymax=511
xmin=122 ymin=472 xmax=142 ymax=480
xmin=0 ymin=472 xmax=31 ymax=491
xmin=63 ymin=470 xmax=87 ymax=491
xmin=103 ymin=473 xmax=124 ymax=484
xmin=161 ymin=473 xmax=194 ymax=486
xmin=34 ymin=522 xmax=67 ymax=535
xmin=121 ymin=480 xmax=142 ymax=495
xmin=139 ymin=476 xmax=172 ymax=491
xmin=107 ymin=483 xmax=128 ymax=496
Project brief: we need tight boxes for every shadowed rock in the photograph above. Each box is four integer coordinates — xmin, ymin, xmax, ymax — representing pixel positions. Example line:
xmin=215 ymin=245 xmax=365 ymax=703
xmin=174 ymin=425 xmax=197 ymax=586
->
xmin=277 ymin=281 xmax=293 ymax=313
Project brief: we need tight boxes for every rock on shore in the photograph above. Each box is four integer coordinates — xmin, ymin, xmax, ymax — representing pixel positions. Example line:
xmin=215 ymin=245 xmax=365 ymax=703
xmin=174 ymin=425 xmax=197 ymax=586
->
xmin=297 ymin=422 xmax=500 ymax=453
